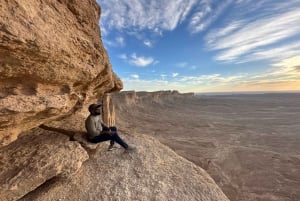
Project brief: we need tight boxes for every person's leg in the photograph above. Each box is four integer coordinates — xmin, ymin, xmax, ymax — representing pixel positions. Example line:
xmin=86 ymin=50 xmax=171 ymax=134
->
xmin=110 ymin=132 xmax=129 ymax=149
xmin=112 ymin=133 xmax=128 ymax=149
xmin=109 ymin=127 xmax=117 ymax=146
xmin=89 ymin=132 xmax=129 ymax=149
xmin=89 ymin=133 xmax=112 ymax=143
xmin=110 ymin=127 xmax=136 ymax=151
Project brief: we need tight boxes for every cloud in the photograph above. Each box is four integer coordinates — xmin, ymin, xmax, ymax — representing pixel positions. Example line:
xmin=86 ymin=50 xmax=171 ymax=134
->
xmin=99 ymin=0 xmax=199 ymax=35
xmin=118 ymin=54 xmax=128 ymax=60
xmin=121 ymin=73 xmax=247 ymax=92
xmin=294 ymin=66 xmax=300 ymax=72
xmin=240 ymin=42 xmax=300 ymax=63
xmin=116 ymin=36 xmax=125 ymax=46
xmin=206 ymin=3 xmax=300 ymax=62
xmin=122 ymin=67 xmax=300 ymax=92
xmin=103 ymin=36 xmax=126 ymax=47
xmin=122 ymin=55 xmax=300 ymax=92
xmin=122 ymin=78 xmax=172 ymax=92
xmin=118 ymin=53 xmax=157 ymax=67
xmin=100 ymin=0 xmax=233 ymax=35
xmin=131 ymin=74 xmax=140 ymax=79
xmin=172 ymin=73 xmax=179 ymax=77
xmin=129 ymin=53 xmax=156 ymax=67
xmin=160 ymin=74 xmax=167 ymax=79
xmin=272 ymin=55 xmax=300 ymax=76
xmin=175 ymin=62 xmax=188 ymax=68
xmin=144 ymin=40 xmax=152 ymax=47
xmin=188 ymin=0 xmax=233 ymax=33
xmin=205 ymin=20 xmax=244 ymax=43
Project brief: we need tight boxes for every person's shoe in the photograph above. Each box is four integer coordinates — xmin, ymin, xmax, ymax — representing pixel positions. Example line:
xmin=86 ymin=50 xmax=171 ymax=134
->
xmin=125 ymin=145 xmax=136 ymax=152
xmin=107 ymin=144 xmax=114 ymax=151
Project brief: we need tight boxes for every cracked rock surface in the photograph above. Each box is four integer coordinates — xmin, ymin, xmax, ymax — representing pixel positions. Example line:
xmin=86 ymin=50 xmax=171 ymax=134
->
xmin=0 ymin=127 xmax=89 ymax=201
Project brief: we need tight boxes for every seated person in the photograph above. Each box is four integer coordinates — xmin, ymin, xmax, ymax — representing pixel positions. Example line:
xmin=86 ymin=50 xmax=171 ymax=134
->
xmin=85 ymin=103 xmax=135 ymax=151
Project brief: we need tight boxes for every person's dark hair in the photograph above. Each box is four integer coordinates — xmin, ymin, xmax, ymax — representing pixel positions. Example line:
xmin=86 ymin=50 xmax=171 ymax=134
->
xmin=88 ymin=104 xmax=102 ymax=113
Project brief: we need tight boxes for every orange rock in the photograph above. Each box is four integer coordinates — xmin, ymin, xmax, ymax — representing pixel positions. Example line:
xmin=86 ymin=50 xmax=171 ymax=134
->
xmin=0 ymin=0 xmax=122 ymax=146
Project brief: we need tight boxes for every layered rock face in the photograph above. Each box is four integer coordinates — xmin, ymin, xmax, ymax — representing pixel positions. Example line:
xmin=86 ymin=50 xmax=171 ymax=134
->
xmin=0 ymin=0 xmax=122 ymax=146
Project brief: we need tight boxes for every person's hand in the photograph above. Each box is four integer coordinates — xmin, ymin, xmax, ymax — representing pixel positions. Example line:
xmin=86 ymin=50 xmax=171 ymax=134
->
xmin=103 ymin=130 xmax=113 ymax=135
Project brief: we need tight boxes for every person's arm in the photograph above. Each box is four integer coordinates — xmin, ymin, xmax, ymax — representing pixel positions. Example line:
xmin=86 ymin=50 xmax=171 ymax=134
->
xmin=100 ymin=121 xmax=117 ymax=135
xmin=101 ymin=122 xmax=110 ymax=130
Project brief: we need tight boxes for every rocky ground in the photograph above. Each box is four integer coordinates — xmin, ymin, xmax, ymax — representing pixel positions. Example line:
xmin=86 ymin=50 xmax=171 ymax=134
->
xmin=113 ymin=91 xmax=300 ymax=201
xmin=19 ymin=129 xmax=228 ymax=201
xmin=0 ymin=115 xmax=229 ymax=201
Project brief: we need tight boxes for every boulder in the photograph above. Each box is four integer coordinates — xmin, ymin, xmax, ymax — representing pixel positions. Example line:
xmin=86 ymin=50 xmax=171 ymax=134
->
xmin=73 ymin=132 xmax=99 ymax=150
xmin=0 ymin=127 xmax=88 ymax=201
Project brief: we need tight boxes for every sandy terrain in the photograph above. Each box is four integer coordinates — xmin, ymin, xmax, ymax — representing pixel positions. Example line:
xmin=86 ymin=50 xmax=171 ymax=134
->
xmin=114 ymin=92 xmax=300 ymax=201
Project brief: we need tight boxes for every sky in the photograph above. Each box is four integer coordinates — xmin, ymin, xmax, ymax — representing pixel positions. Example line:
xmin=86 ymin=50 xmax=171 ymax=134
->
xmin=97 ymin=0 xmax=300 ymax=93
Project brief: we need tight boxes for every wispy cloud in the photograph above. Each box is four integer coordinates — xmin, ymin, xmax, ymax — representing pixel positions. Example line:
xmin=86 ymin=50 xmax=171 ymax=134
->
xmin=103 ymin=36 xmax=126 ymax=47
xmin=160 ymin=74 xmax=167 ymax=80
xmin=206 ymin=3 xmax=300 ymax=62
xmin=272 ymin=55 xmax=300 ymax=76
xmin=123 ymin=76 xmax=300 ymax=92
xmin=131 ymin=74 xmax=140 ymax=79
xmin=118 ymin=53 xmax=157 ymax=67
xmin=122 ymin=58 xmax=300 ymax=92
xmin=188 ymin=0 xmax=233 ymax=33
xmin=144 ymin=40 xmax=152 ymax=47
xmin=172 ymin=73 xmax=179 ymax=77
xmin=129 ymin=53 xmax=156 ymax=67
xmin=99 ymin=0 xmax=199 ymax=35
xmin=175 ymin=62 xmax=188 ymax=68
xmin=122 ymin=73 xmax=246 ymax=92
xmin=99 ymin=0 xmax=234 ymax=36
xmin=118 ymin=54 xmax=128 ymax=60
xmin=116 ymin=36 xmax=125 ymax=46
xmin=295 ymin=66 xmax=300 ymax=72
xmin=245 ymin=42 xmax=300 ymax=62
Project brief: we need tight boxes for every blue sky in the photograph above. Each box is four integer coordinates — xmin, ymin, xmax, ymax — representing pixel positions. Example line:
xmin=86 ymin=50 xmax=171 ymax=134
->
xmin=97 ymin=0 xmax=300 ymax=93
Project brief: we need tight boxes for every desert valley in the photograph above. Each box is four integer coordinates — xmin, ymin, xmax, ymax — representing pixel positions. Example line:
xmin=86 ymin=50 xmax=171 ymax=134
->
xmin=113 ymin=91 xmax=300 ymax=201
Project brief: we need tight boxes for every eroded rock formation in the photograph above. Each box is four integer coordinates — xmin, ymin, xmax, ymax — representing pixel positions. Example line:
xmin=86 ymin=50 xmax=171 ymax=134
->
xmin=0 ymin=128 xmax=88 ymax=201
xmin=0 ymin=0 xmax=122 ymax=146
xmin=100 ymin=93 xmax=116 ymax=127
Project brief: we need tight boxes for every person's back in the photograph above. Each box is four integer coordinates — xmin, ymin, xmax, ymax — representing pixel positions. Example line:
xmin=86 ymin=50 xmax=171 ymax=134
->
xmin=85 ymin=114 xmax=102 ymax=140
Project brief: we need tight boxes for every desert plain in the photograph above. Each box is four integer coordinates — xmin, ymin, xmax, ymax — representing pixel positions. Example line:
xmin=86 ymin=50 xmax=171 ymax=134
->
xmin=114 ymin=92 xmax=300 ymax=201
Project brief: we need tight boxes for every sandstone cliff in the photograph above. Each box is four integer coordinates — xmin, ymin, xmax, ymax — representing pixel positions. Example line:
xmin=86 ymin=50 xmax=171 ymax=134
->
xmin=0 ymin=0 xmax=122 ymax=146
